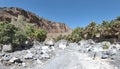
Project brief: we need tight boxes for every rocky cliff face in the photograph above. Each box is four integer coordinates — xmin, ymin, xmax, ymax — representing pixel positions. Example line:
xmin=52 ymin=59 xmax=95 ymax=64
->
xmin=0 ymin=7 xmax=71 ymax=33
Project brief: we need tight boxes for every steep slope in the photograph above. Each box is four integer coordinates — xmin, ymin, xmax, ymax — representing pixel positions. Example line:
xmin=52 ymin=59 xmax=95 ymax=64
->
xmin=0 ymin=7 xmax=71 ymax=33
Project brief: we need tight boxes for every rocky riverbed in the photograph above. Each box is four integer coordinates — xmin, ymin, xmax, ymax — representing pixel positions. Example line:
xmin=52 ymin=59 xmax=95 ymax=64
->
xmin=0 ymin=39 xmax=120 ymax=69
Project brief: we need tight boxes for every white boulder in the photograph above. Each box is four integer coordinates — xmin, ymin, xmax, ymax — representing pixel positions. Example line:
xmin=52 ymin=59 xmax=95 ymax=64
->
xmin=24 ymin=50 xmax=34 ymax=59
xmin=2 ymin=44 xmax=13 ymax=52
xmin=44 ymin=39 xmax=54 ymax=46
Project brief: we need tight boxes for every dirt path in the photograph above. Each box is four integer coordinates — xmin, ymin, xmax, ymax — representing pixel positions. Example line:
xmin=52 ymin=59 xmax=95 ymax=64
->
xmin=39 ymin=46 xmax=117 ymax=69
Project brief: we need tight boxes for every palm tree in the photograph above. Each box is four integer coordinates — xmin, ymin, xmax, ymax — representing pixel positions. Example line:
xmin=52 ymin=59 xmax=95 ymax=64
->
xmin=101 ymin=21 xmax=112 ymax=39
xmin=85 ymin=22 xmax=97 ymax=39
xmin=115 ymin=16 xmax=120 ymax=21
xmin=111 ymin=21 xmax=120 ymax=40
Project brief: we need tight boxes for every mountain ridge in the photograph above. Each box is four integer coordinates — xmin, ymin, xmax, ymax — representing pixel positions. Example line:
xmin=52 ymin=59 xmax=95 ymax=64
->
xmin=0 ymin=7 xmax=71 ymax=33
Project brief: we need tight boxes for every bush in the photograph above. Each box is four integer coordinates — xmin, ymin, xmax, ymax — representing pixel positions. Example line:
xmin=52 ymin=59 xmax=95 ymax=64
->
xmin=34 ymin=29 xmax=47 ymax=42
xmin=12 ymin=30 xmax=27 ymax=47
xmin=0 ymin=16 xmax=47 ymax=51
xmin=24 ymin=23 xmax=35 ymax=39
xmin=0 ymin=22 xmax=18 ymax=44
xmin=68 ymin=27 xmax=83 ymax=42
xmin=11 ymin=16 xmax=47 ymax=42
xmin=0 ymin=22 xmax=28 ymax=49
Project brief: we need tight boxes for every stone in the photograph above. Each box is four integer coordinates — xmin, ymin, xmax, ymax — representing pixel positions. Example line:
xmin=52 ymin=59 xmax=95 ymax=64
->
xmin=44 ymin=39 xmax=54 ymax=46
xmin=78 ymin=39 xmax=95 ymax=46
xmin=22 ymin=63 xmax=26 ymax=67
xmin=33 ymin=40 xmax=42 ymax=47
xmin=2 ymin=44 xmax=13 ymax=52
xmin=41 ymin=53 xmax=50 ymax=59
xmin=101 ymin=41 xmax=111 ymax=49
xmin=101 ymin=51 xmax=109 ymax=59
xmin=2 ymin=54 xmax=11 ymax=61
xmin=108 ymin=46 xmax=117 ymax=55
xmin=9 ymin=57 xmax=22 ymax=63
xmin=59 ymin=43 xmax=66 ymax=49
xmin=92 ymin=44 xmax=103 ymax=52
xmin=55 ymin=39 xmax=68 ymax=49
xmin=87 ymin=39 xmax=95 ymax=44
xmin=24 ymin=50 xmax=34 ymax=59
xmin=41 ymin=46 xmax=51 ymax=53
xmin=101 ymin=54 xmax=109 ymax=59
xmin=36 ymin=59 xmax=42 ymax=64
xmin=113 ymin=43 xmax=120 ymax=50
xmin=78 ymin=40 xmax=86 ymax=45
xmin=69 ymin=43 xmax=78 ymax=47
xmin=55 ymin=39 xmax=68 ymax=46
xmin=42 ymin=46 xmax=49 ymax=51
xmin=50 ymin=46 xmax=55 ymax=51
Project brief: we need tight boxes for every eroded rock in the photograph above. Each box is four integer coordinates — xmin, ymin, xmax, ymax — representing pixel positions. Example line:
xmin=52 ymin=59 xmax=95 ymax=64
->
xmin=2 ymin=44 xmax=13 ymax=52
xmin=9 ymin=57 xmax=22 ymax=63
xmin=24 ymin=50 xmax=34 ymax=59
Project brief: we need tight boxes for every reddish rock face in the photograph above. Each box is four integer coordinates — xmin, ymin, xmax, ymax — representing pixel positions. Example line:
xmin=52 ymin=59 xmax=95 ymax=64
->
xmin=0 ymin=7 xmax=71 ymax=33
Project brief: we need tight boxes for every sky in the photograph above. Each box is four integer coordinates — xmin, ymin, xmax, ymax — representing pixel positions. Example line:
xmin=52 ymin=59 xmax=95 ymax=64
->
xmin=0 ymin=0 xmax=120 ymax=28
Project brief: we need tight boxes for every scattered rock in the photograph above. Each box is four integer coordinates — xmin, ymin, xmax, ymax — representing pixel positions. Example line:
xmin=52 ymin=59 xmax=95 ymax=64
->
xmin=44 ymin=39 xmax=54 ymax=46
xmin=102 ymin=41 xmax=111 ymax=49
xmin=56 ymin=39 xmax=68 ymax=49
xmin=2 ymin=54 xmax=11 ymax=61
xmin=113 ymin=43 xmax=120 ymax=50
xmin=69 ymin=43 xmax=78 ymax=47
xmin=9 ymin=57 xmax=22 ymax=63
xmin=41 ymin=46 xmax=51 ymax=53
xmin=78 ymin=39 xmax=95 ymax=46
xmin=36 ymin=59 xmax=42 ymax=64
xmin=50 ymin=46 xmax=55 ymax=51
xmin=101 ymin=54 xmax=109 ymax=59
xmin=41 ymin=53 xmax=50 ymax=59
xmin=2 ymin=44 xmax=13 ymax=52
xmin=22 ymin=62 xmax=26 ymax=67
xmin=33 ymin=40 xmax=42 ymax=47
xmin=24 ymin=50 xmax=34 ymax=59
xmin=108 ymin=46 xmax=117 ymax=56
xmin=59 ymin=43 xmax=66 ymax=49
xmin=0 ymin=39 xmax=119 ymax=69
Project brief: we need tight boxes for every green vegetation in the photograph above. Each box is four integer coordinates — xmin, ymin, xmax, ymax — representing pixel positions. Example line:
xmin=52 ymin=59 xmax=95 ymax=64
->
xmin=56 ymin=17 xmax=120 ymax=42
xmin=0 ymin=16 xmax=47 ymax=50
xmin=103 ymin=43 xmax=110 ymax=49
xmin=11 ymin=15 xmax=47 ymax=42
xmin=34 ymin=29 xmax=47 ymax=42
xmin=0 ymin=21 xmax=18 ymax=44
xmin=68 ymin=27 xmax=83 ymax=42
xmin=0 ymin=15 xmax=120 ymax=48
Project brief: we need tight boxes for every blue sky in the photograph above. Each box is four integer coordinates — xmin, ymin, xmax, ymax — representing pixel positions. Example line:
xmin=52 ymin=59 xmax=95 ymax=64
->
xmin=0 ymin=0 xmax=120 ymax=28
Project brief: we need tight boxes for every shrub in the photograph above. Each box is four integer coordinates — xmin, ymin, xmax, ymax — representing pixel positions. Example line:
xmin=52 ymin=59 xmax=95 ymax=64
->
xmin=68 ymin=27 xmax=83 ymax=42
xmin=34 ymin=29 xmax=47 ymax=42
xmin=24 ymin=23 xmax=35 ymax=39
xmin=12 ymin=30 xmax=27 ymax=47
xmin=0 ymin=22 xmax=18 ymax=44
xmin=0 ymin=21 xmax=28 ymax=49
xmin=11 ymin=16 xmax=47 ymax=42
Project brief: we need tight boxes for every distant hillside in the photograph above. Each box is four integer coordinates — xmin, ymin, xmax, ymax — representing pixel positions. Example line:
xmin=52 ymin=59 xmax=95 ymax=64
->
xmin=0 ymin=7 xmax=71 ymax=33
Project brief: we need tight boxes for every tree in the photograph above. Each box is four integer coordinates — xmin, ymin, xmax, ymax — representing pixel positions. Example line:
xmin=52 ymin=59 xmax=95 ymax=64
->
xmin=0 ymin=22 xmax=18 ymax=44
xmin=115 ymin=16 xmax=120 ymax=21
xmin=11 ymin=15 xmax=47 ymax=42
xmin=0 ymin=21 xmax=28 ymax=49
xmin=85 ymin=22 xmax=97 ymax=39
xmin=70 ymin=27 xmax=83 ymax=42
xmin=34 ymin=29 xmax=47 ymax=42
